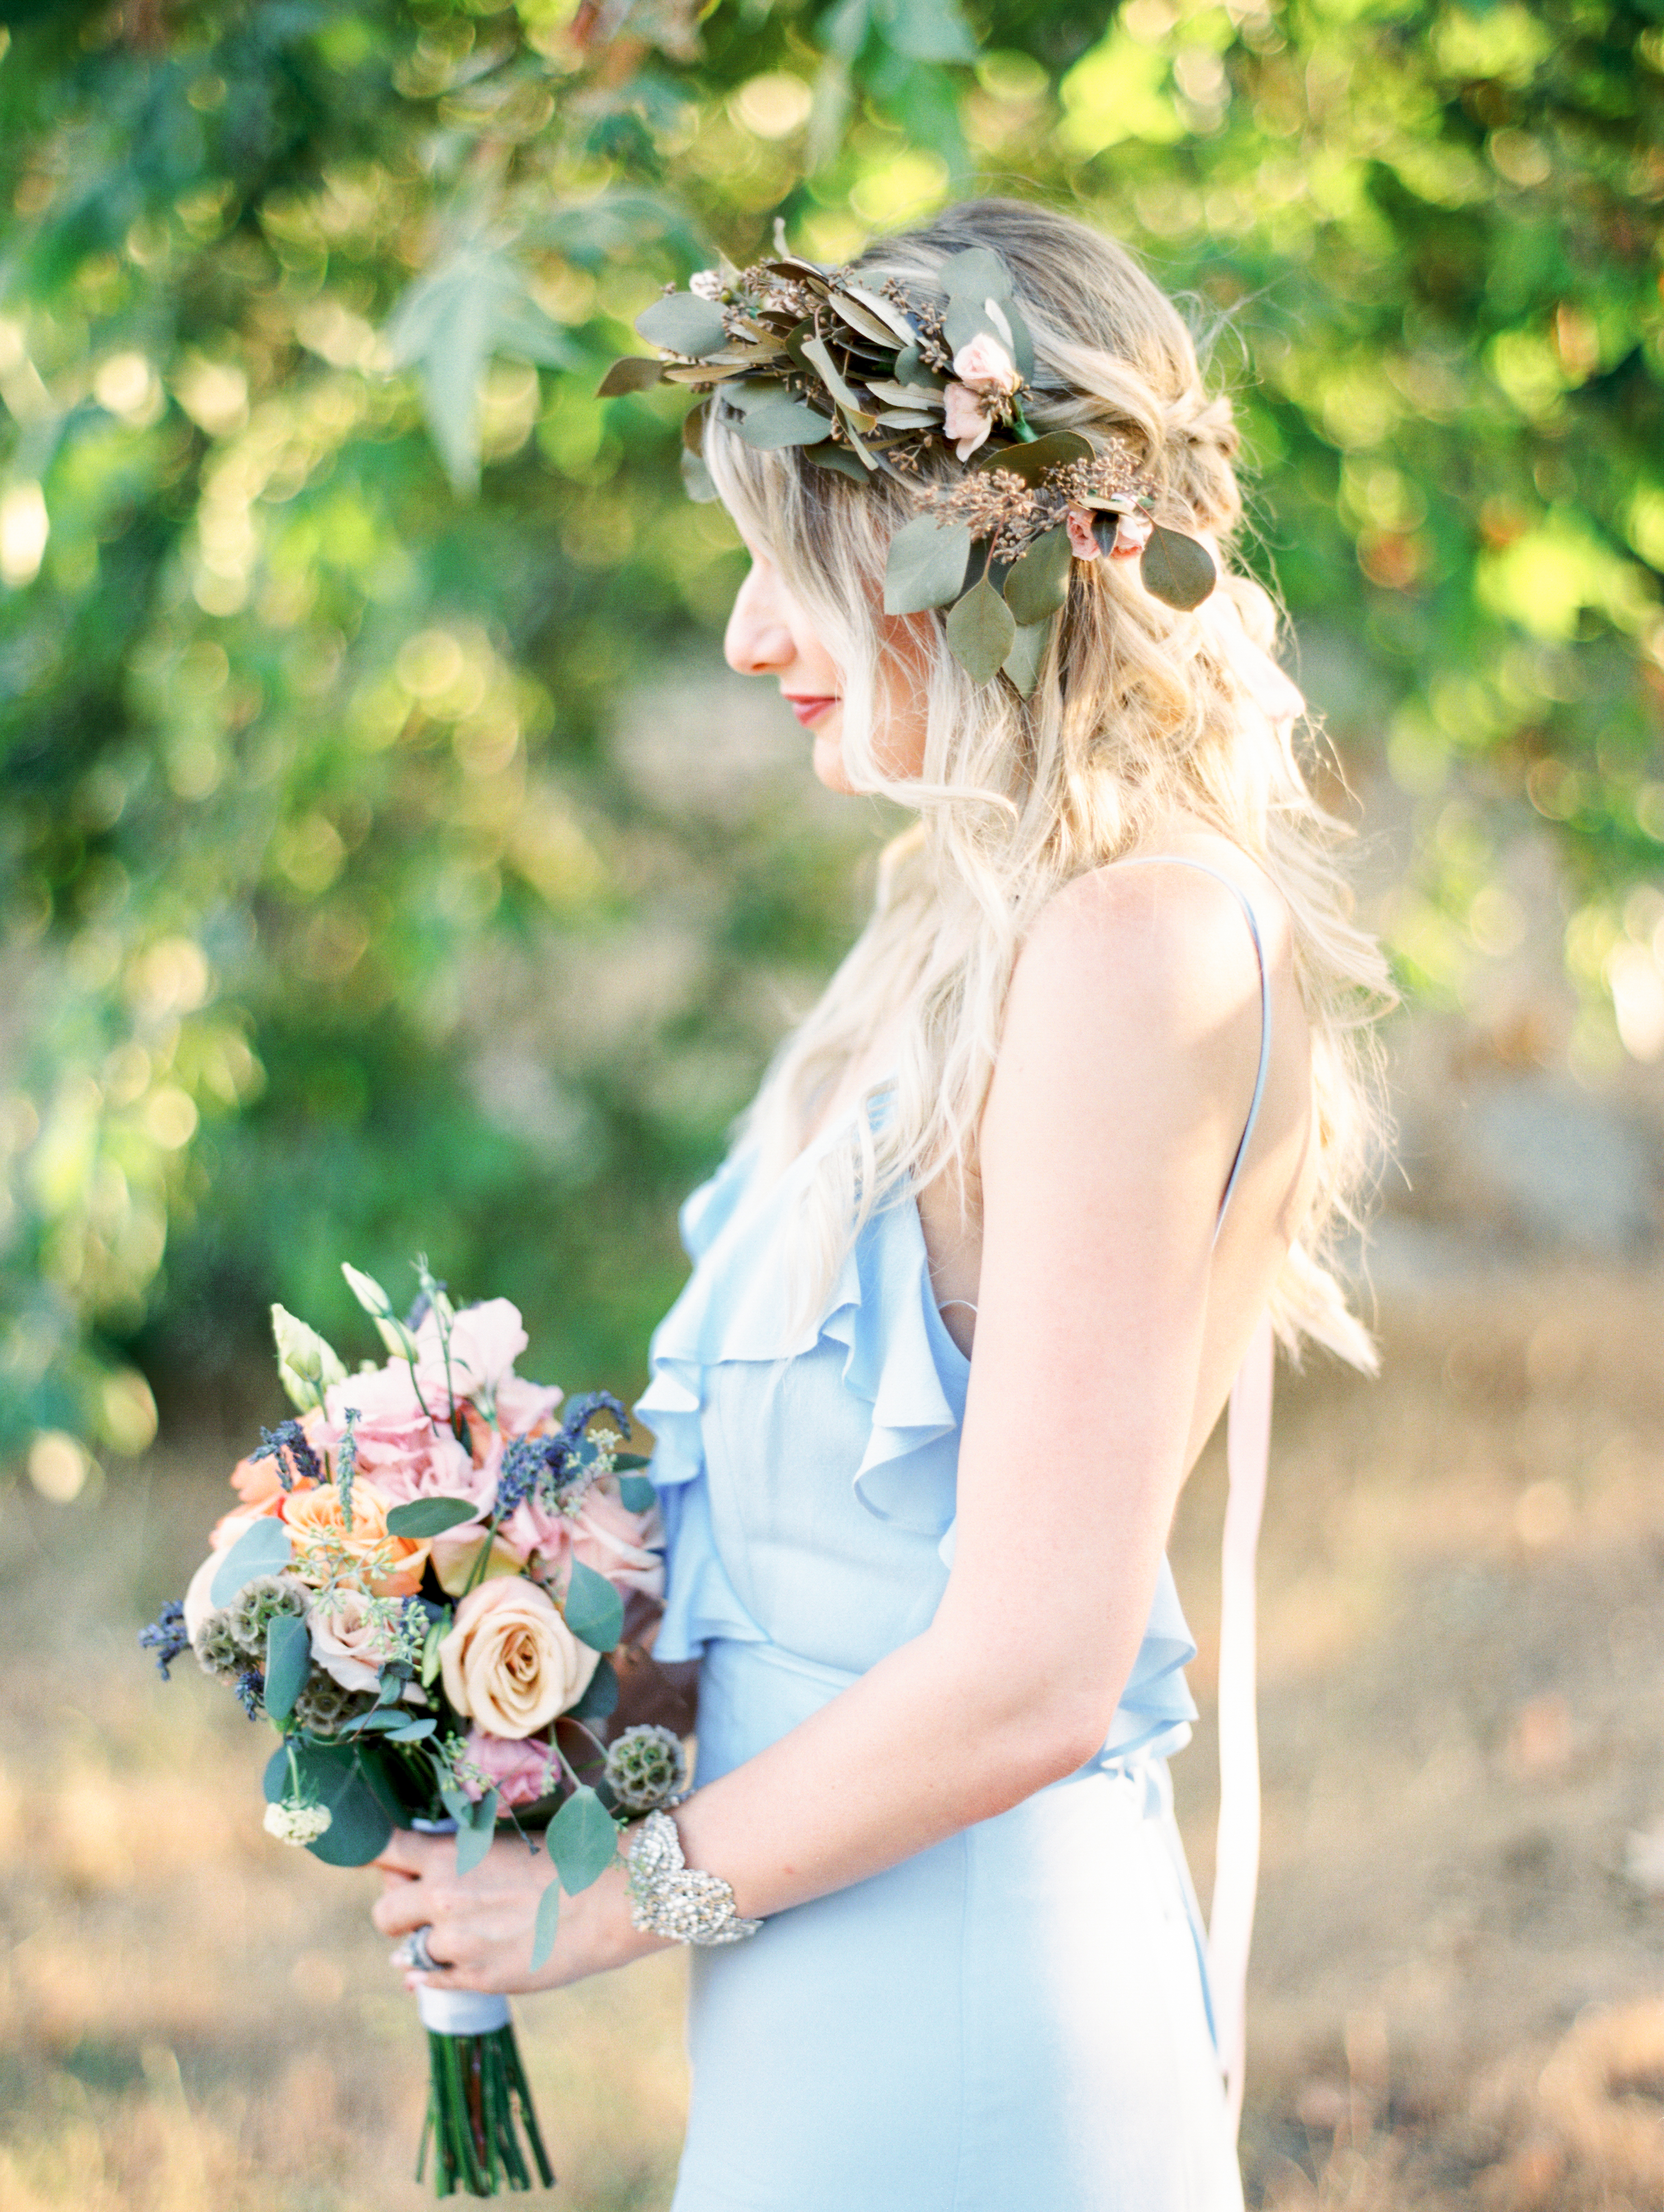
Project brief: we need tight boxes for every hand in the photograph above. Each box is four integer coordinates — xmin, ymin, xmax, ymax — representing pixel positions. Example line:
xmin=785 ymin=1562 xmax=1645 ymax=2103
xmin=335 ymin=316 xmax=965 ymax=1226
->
xmin=371 ymin=1829 xmax=664 ymax=1997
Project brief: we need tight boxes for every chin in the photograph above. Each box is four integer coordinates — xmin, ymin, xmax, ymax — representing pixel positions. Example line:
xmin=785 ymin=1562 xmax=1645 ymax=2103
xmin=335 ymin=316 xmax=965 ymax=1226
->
xmin=811 ymin=726 xmax=857 ymax=795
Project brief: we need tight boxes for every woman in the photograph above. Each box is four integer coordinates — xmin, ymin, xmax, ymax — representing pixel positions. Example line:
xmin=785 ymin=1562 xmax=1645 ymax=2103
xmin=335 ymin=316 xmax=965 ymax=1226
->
xmin=373 ymin=198 xmax=1387 ymax=2209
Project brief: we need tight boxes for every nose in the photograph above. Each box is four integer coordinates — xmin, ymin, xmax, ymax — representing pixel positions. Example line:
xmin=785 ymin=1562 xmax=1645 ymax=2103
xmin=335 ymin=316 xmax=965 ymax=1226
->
xmin=724 ymin=561 xmax=795 ymax=677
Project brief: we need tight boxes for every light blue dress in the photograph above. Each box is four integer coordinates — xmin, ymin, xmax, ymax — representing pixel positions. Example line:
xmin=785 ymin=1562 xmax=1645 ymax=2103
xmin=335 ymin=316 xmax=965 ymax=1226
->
xmin=636 ymin=861 xmax=1266 ymax=2212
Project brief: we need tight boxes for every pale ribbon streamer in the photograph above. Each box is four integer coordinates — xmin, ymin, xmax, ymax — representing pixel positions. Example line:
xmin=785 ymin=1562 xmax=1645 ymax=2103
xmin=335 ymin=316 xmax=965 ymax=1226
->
xmin=1207 ymin=1309 xmax=1275 ymax=2139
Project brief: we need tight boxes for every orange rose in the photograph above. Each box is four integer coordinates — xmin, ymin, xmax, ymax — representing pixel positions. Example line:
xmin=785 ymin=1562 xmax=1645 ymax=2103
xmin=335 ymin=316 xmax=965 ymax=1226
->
xmin=281 ymin=1478 xmax=428 ymax=1596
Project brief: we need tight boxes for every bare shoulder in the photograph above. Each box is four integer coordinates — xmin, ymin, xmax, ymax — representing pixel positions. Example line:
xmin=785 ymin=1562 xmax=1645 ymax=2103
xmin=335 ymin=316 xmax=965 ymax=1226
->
xmin=1005 ymin=836 xmax=1285 ymax=1064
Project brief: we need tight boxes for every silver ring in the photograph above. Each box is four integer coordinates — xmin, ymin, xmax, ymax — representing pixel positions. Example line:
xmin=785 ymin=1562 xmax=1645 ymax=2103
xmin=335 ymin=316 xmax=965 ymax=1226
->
xmin=396 ymin=1923 xmax=442 ymax=1973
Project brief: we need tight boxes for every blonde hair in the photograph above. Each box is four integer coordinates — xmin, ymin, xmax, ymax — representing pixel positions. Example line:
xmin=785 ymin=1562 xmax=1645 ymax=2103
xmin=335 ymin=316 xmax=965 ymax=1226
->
xmin=705 ymin=198 xmax=1391 ymax=1368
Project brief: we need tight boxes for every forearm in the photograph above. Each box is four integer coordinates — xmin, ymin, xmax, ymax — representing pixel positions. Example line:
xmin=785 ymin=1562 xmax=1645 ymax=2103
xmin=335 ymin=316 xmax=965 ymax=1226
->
xmin=673 ymin=1611 xmax=1147 ymax=1923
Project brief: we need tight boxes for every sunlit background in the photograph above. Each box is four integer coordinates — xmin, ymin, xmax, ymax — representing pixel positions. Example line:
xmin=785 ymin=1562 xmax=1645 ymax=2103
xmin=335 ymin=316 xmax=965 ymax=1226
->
xmin=1 ymin=0 xmax=1663 ymax=2205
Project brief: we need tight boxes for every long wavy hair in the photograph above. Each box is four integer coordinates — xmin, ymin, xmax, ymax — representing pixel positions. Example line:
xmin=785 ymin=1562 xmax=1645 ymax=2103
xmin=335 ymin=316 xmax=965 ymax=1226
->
xmin=704 ymin=198 xmax=1391 ymax=1367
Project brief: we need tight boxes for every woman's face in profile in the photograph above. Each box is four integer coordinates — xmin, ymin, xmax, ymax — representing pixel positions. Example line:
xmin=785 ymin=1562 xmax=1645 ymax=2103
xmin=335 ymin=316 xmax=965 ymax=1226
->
xmin=724 ymin=537 xmax=928 ymax=795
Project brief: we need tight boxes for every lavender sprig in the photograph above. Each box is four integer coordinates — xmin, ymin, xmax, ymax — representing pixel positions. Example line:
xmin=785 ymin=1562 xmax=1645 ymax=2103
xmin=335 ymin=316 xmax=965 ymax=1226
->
xmin=139 ymin=1599 xmax=189 ymax=1679
xmin=250 ymin=1418 xmax=322 ymax=1490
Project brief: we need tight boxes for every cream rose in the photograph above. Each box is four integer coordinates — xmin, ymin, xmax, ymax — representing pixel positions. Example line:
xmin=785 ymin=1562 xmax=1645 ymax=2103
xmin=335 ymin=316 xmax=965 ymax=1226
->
xmin=438 ymin=1577 xmax=598 ymax=1738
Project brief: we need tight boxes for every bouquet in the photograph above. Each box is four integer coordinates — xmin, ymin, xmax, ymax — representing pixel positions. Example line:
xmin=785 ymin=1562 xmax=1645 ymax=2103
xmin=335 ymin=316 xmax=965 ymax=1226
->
xmin=141 ymin=1258 xmax=690 ymax=2197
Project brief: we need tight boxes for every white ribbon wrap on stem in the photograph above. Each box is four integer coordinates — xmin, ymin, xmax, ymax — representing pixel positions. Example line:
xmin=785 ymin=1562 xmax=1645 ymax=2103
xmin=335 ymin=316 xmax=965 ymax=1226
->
xmin=417 ymin=1985 xmax=512 ymax=2036
xmin=1207 ymin=1310 xmax=1275 ymax=2140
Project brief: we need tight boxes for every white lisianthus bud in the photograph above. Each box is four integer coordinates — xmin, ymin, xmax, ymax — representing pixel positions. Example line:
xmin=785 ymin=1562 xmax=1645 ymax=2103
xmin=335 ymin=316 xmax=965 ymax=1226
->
xmin=271 ymin=1304 xmax=348 ymax=1410
xmin=340 ymin=1263 xmax=418 ymax=1362
xmin=263 ymin=1798 xmax=333 ymax=1846
xmin=340 ymin=1262 xmax=395 ymax=1318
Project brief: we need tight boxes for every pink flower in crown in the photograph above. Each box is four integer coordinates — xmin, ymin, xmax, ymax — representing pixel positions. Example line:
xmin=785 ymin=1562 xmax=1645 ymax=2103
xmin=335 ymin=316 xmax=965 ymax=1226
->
xmin=412 ymin=1298 xmax=528 ymax=1415
xmin=942 ymin=331 xmax=1020 ymax=461
xmin=1065 ymin=506 xmax=1154 ymax=564
xmin=457 ymin=1727 xmax=558 ymax=1807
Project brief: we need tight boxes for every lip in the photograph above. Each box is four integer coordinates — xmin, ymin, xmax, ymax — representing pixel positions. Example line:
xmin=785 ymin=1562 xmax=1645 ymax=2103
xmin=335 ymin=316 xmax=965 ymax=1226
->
xmin=784 ymin=694 xmax=839 ymax=728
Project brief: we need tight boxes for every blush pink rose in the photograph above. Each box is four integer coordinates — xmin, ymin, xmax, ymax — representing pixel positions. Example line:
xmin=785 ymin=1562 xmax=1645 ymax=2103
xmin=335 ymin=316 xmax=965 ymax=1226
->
xmin=313 ymin=1394 xmax=494 ymax=1523
xmin=500 ymin=1482 xmax=663 ymax=1604
xmin=459 ymin=1727 xmax=558 ymax=1807
xmin=1111 ymin=509 xmax=1152 ymax=559
xmin=308 ymin=1585 xmax=403 ymax=1691
xmin=943 ymin=381 xmax=993 ymax=460
xmin=493 ymin=1374 xmax=565 ymax=1440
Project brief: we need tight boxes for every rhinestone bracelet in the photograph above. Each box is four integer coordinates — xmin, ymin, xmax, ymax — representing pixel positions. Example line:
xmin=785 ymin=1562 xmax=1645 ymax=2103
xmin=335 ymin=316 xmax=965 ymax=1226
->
xmin=623 ymin=1809 xmax=763 ymax=1946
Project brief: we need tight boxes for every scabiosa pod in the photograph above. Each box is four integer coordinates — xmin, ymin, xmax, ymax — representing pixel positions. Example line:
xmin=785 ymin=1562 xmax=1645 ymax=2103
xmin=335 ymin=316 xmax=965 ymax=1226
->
xmin=605 ymin=1724 xmax=689 ymax=1814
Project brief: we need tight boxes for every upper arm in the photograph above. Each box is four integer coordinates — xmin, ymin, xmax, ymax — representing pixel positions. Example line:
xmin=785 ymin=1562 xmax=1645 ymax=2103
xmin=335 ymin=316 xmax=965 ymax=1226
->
xmin=931 ymin=863 xmax=1269 ymax=1705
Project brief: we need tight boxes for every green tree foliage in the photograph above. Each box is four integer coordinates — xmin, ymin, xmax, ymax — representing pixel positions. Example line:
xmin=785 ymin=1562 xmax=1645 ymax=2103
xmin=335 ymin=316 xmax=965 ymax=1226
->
xmin=0 ymin=0 xmax=1659 ymax=1466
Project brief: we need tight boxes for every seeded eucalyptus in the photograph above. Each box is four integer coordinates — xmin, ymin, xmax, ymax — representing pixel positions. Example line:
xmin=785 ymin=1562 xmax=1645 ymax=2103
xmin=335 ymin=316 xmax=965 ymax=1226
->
xmin=602 ymin=235 xmax=1220 ymax=689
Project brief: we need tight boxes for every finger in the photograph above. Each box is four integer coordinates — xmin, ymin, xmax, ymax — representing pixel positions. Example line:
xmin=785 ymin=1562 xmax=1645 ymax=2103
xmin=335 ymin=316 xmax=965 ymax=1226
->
xmin=374 ymin=1830 xmax=449 ymax=1877
xmin=372 ymin=1886 xmax=443 ymax=1940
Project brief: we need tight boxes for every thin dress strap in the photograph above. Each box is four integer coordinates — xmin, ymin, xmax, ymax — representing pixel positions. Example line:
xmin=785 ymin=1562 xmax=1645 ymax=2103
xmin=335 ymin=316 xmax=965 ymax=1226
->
xmin=1111 ymin=854 xmax=1272 ymax=1241
xmin=1113 ymin=852 xmax=1273 ymax=2141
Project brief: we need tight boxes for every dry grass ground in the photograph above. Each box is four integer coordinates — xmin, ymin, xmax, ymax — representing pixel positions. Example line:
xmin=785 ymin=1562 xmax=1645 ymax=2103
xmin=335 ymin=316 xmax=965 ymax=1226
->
xmin=5 ymin=1266 xmax=1664 ymax=2209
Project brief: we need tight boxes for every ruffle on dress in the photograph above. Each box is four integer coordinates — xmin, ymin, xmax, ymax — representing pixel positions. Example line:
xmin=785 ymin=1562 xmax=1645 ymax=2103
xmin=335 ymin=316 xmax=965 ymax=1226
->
xmin=635 ymin=1135 xmax=1199 ymax=1763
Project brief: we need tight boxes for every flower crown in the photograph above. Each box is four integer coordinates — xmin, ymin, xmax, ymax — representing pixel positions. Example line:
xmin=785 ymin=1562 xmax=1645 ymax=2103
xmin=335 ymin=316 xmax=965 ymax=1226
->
xmin=601 ymin=239 xmax=1220 ymax=690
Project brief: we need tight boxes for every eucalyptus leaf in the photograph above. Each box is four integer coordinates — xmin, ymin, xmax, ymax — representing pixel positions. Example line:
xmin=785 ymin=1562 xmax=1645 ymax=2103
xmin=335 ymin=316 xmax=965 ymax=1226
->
xmin=971 ymin=430 xmax=1093 ymax=484
xmin=613 ymin=1452 xmax=651 ymax=1470
xmin=263 ymin=1741 xmax=393 ymax=1867
xmin=438 ymin=1784 xmax=474 ymax=1827
xmin=1003 ymin=616 xmax=1053 ymax=698
xmin=529 ymin=1877 xmax=561 ymax=1972
xmin=736 ymin=401 xmax=835 ymax=450
xmin=883 ymin=514 xmax=974 ymax=615
xmin=828 ymin=284 xmax=914 ymax=346
xmin=945 ymin=577 xmax=1017 ymax=683
xmin=210 ymin=1517 xmax=292 ymax=1609
xmin=562 ymin=1559 xmax=625 ymax=1652
xmin=634 ymin=293 xmax=728 ymax=359
xmin=263 ymin=1612 xmax=309 ymax=1726
xmin=566 ymin=1653 xmax=618 ymax=1726
xmin=455 ymin=1788 xmax=499 ymax=1876
xmin=1002 ymin=526 xmax=1073 ymax=626
xmin=383 ymin=1716 xmax=436 ymax=1744
xmin=800 ymin=335 xmax=874 ymax=424
xmin=937 ymin=248 xmax=1015 ymax=306
xmin=617 ymin=1473 xmax=657 ymax=1512
xmin=548 ymin=1786 xmax=620 ymax=1896
xmin=806 ymin=439 xmax=876 ymax=487
xmin=681 ymin=446 xmax=718 ymax=502
xmin=1141 ymin=524 xmax=1217 ymax=611
xmin=942 ymin=295 xmax=1011 ymax=364
xmin=385 ymin=1495 xmax=477 ymax=1539
xmin=596 ymin=356 xmax=664 ymax=397
xmin=1091 ymin=511 xmax=1121 ymax=557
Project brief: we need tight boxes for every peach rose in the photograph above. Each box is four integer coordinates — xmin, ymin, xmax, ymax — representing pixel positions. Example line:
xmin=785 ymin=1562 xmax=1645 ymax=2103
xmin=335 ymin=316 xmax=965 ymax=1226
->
xmin=281 ymin=1478 xmax=429 ymax=1597
xmin=438 ymin=1577 xmax=598 ymax=1738
xmin=308 ymin=1585 xmax=404 ymax=1691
